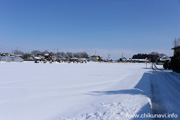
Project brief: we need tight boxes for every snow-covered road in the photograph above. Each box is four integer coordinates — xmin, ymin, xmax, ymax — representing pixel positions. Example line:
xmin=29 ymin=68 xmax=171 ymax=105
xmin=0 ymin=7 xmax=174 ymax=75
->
xmin=150 ymin=70 xmax=180 ymax=118
xmin=0 ymin=62 xmax=179 ymax=120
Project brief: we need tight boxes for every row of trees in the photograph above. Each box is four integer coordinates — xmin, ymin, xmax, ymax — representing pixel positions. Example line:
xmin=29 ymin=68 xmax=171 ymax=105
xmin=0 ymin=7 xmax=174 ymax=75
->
xmin=13 ymin=50 xmax=89 ymax=59
xmin=132 ymin=52 xmax=167 ymax=62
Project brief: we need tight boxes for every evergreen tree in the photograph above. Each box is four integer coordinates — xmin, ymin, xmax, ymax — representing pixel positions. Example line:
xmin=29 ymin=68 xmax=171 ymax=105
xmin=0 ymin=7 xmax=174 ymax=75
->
xmin=171 ymin=52 xmax=180 ymax=73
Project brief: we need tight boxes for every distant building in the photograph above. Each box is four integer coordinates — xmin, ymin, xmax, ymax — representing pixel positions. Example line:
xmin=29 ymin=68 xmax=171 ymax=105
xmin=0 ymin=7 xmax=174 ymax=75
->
xmin=120 ymin=57 xmax=127 ymax=62
xmin=70 ymin=57 xmax=78 ymax=62
xmin=172 ymin=46 xmax=180 ymax=55
xmin=34 ymin=57 xmax=41 ymax=60
xmin=90 ymin=56 xmax=103 ymax=62
xmin=159 ymin=56 xmax=170 ymax=62
xmin=78 ymin=58 xmax=87 ymax=63
xmin=36 ymin=54 xmax=45 ymax=59
xmin=11 ymin=56 xmax=24 ymax=62
xmin=156 ymin=56 xmax=170 ymax=65
xmin=0 ymin=56 xmax=12 ymax=62
xmin=0 ymin=56 xmax=23 ymax=62
xmin=131 ymin=59 xmax=148 ymax=63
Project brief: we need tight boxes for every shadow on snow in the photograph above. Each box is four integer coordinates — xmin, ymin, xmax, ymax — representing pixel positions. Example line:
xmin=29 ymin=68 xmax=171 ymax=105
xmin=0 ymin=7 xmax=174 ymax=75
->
xmin=88 ymin=69 xmax=180 ymax=119
xmin=89 ymin=72 xmax=152 ymax=98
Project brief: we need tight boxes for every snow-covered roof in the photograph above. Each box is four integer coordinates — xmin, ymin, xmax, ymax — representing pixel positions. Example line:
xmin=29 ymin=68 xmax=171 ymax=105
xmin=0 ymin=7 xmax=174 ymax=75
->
xmin=78 ymin=58 xmax=87 ymax=61
xmin=71 ymin=57 xmax=78 ymax=60
xmin=131 ymin=59 xmax=147 ymax=62
xmin=34 ymin=57 xmax=41 ymax=60
xmin=159 ymin=56 xmax=170 ymax=61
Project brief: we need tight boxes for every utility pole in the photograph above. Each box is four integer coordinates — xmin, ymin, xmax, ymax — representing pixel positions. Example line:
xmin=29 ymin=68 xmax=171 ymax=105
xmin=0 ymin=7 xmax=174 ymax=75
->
xmin=16 ymin=47 xmax=19 ymax=56
xmin=108 ymin=54 xmax=110 ymax=60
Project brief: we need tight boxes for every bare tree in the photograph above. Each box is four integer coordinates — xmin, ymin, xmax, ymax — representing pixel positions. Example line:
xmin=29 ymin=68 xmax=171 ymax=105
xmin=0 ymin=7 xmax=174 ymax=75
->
xmin=49 ymin=52 xmax=54 ymax=56
xmin=31 ymin=50 xmax=41 ymax=56
xmin=55 ymin=52 xmax=64 ymax=58
xmin=173 ymin=38 xmax=177 ymax=47
xmin=74 ymin=52 xmax=80 ymax=58
xmin=60 ymin=52 xmax=66 ymax=57
xmin=41 ymin=50 xmax=49 ymax=55
xmin=14 ymin=50 xmax=24 ymax=56
xmin=150 ymin=52 xmax=159 ymax=56
xmin=22 ymin=53 xmax=31 ymax=59
xmin=159 ymin=53 xmax=167 ymax=57
xmin=173 ymin=38 xmax=180 ymax=47
xmin=80 ymin=52 xmax=88 ymax=58
xmin=66 ymin=52 xmax=73 ymax=58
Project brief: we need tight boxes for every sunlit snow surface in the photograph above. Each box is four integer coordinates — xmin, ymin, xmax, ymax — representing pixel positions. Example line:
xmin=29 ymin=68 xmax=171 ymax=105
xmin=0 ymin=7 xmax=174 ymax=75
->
xmin=0 ymin=62 xmax=179 ymax=120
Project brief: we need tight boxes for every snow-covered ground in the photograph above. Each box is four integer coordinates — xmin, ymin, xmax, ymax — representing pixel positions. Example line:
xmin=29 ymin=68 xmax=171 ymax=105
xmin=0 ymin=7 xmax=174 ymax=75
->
xmin=0 ymin=62 xmax=179 ymax=120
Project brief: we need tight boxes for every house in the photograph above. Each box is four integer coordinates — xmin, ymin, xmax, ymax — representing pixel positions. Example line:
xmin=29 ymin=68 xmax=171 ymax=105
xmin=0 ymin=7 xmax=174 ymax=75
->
xmin=70 ymin=57 xmax=78 ymax=62
xmin=37 ymin=54 xmax=45 ymax=59
xmin=34 ymin=57 xmax=41 ymax=60
xmin=11 ymin=56 xmax=24 ymax=62
xmin=159 ymin=56 xmax=170 ymax=62
xmin=118 ymin=57 xmax=127 ymax=62
xmin=0 ymin=56 xmax=24 ymax=62
xmin=90 ymin=56 xmax=99 ymax=61
xmin=156 ymin=56 xmax=170 ymax=65
xmin=90 ymin=56 xmax=103 ymax=62
xmin=131 ymin=59 xmax=147 ymax=63
xmin=0 ymin=56 xmax=12 ymax=62
xmin=172 ymin=46 xmax=180 ymax=55
xmin=44 ymin=53 xmax=49 ymax=59
xmin=78 ymin=58 xmax=87 ymax=63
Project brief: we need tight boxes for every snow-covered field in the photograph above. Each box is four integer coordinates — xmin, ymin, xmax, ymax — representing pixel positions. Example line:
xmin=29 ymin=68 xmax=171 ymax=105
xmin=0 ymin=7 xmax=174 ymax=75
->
xmin=0 ymin=62 xmax=179 ymax=120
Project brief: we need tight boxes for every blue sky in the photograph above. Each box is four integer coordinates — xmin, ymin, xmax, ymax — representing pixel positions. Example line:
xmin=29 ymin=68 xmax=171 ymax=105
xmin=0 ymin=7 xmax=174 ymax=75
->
xmin=0 ymin=0 xmax=180 ymax=59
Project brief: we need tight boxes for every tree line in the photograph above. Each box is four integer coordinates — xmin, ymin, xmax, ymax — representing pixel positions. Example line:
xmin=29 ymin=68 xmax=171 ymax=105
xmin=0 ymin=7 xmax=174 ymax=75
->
xmin=13 ymin=50 xmax=89 ymax=59
xmin=132 ymin=52 xmax=167 ymax=62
